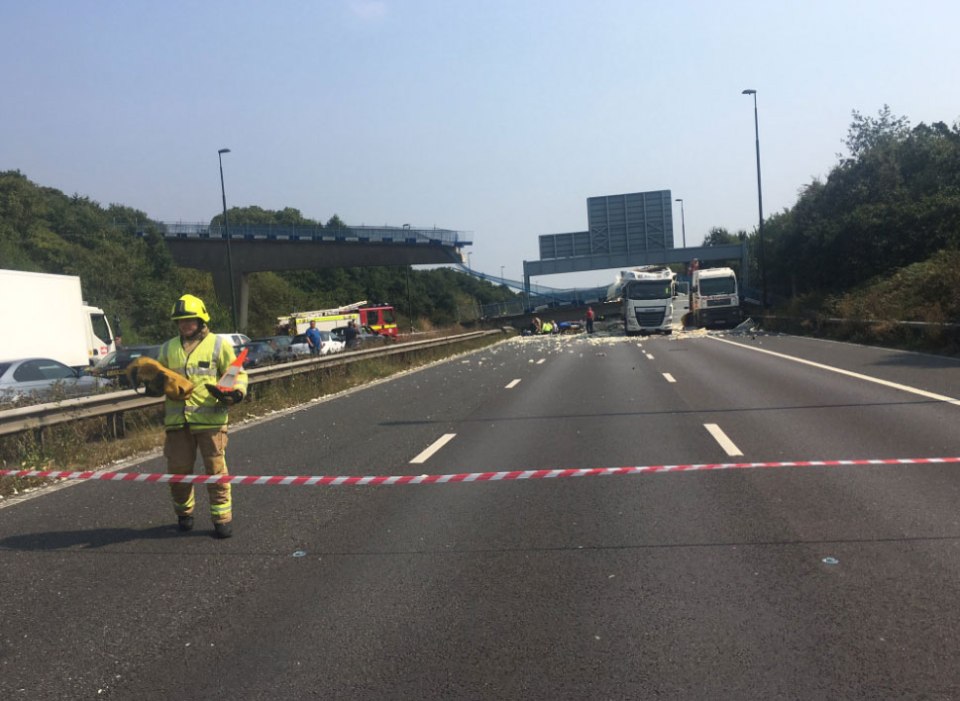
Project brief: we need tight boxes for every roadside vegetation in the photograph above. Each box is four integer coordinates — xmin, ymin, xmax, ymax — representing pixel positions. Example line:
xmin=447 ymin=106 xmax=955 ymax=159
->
xmin=702 ymin=107 xmax=960 ymax=352
xmin=0 ymin=170 xmax=517 ymax=342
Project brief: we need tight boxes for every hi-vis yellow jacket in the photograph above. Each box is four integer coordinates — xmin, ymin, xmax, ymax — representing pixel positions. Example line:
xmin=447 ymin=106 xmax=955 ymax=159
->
xmin=157 ymin=333 xmax=248 ymax=431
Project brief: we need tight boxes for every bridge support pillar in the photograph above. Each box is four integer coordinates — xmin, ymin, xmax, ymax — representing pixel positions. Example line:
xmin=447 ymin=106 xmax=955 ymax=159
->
xmin=238 ymin=273 xmax=250 ymax=332
xmin=211 ymin=269 xmax=250 ymax=333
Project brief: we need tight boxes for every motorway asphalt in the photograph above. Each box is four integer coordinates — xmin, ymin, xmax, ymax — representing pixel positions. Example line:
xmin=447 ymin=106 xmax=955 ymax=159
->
xmin=3 ymin=327 xmax=960 ymax=699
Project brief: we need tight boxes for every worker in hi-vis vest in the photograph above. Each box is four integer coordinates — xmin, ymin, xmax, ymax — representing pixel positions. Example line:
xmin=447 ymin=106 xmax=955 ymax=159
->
xmin=158 ymin=294 xmax=248 ymax=539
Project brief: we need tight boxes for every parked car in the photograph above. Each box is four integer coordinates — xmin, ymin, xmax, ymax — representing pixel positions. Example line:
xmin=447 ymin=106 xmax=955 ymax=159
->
xmin=90 ymin=345 xmax=162 ymax=387
xmin=217 ymin=332 xmax=251 ymax=347
xmin=290 ymin=334 xmax=311 ymax=356
xmin=331 ymin=325 xmax=389 ymax=350
xmin=233 ymin=342 xmax=280 ymax=369
xmin=0 ymin=357 xmax=113 ymax=403
xmin=318 ymin=330 xmax=344 ymax=355
xmin=250 ymin=336 xmax=296 ymax=363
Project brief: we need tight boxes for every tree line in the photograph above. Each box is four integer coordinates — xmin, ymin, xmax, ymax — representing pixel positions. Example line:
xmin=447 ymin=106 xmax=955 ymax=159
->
xmin=0 ymin=171 xmax=515 ymax=343
xmin=4 ymin=106 xmax=956 ymax=343
xmin=705 ymin=106 xmax=960 ymax=307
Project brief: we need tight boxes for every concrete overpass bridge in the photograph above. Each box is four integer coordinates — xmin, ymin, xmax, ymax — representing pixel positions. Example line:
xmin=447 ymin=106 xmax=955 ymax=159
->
xmin=142 ymin=222 xmax=471 ymax=331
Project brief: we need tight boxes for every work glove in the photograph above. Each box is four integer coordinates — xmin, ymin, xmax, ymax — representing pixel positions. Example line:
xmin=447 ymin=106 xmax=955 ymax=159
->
xmin=206 ymin=384 xmax=244 ymax=405
xmin=142 ymin=373 xmax=167 ymax=397
xmin=127 ymin=357 xmax=194 ymax=400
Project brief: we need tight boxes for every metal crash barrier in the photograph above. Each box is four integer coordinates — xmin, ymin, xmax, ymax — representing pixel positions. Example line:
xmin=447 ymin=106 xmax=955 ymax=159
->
xmin=0 ymin=330 xmax=502 ymax=441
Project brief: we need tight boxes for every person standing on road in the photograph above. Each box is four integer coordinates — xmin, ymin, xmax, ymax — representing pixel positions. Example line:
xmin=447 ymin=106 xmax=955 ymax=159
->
xmin=585 ymin=306 xmax=595 ymax=334
xmin=344 ymin=320 xmax=359 ymax=349
xmin=158 ymin=294 xmax=247 ymax=539
xmin=305 ymin=320 xmax=322 ymax=357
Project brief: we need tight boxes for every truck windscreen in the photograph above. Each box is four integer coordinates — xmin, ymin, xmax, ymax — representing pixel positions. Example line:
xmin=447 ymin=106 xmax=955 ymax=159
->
xmin=625 ymin=281 xmax=672 ymax=300
xmin=90 ymin=313 xmax=112 ymax=342
xmin=699 ymin=277 xmax=737 ymax=295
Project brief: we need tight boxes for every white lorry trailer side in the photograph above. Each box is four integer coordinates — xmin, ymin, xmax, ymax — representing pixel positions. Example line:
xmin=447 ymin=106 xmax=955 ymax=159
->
xmin=0 ymin=269 xmax=114 ymax=367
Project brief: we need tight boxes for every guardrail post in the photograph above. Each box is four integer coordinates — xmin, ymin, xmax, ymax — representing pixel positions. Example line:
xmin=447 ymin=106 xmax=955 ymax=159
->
xmin=33 ymin=427 xmax=45 ymax=455
xmin=108 ymin=411 xmax=126 ymax=439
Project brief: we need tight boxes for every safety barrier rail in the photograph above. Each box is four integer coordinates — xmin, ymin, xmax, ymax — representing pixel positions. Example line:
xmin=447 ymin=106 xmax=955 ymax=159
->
xmin=0 ymin=330 xmax=501 ymax=440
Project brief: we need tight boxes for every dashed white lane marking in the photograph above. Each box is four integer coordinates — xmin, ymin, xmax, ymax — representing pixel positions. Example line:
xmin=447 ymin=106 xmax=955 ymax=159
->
xmin=505 ymin=379 xmax=522 ymax=389
xmin=710 ymin=336 xmax=960 ymax=407
xmin=410 ymin=433 xmax=457 ymax=464
xmin=663 ymin=373 xmax=677 ymax=383
xmin=536 ymin=358 xmax=546 ymax=365
xmin=645 ymin=353 xmax=655 ymax=360
xmin=704 ymin=424 xmax=743 ymax=456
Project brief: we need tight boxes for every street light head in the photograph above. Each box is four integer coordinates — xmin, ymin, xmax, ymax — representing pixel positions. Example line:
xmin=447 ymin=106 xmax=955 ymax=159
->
xmin=675 ymin=198 xmax=683 ymax=203
xmin=742 ymin=89 xmax=756 ymax=95
xmin=218 ymin=148 xmax=231 ymax=154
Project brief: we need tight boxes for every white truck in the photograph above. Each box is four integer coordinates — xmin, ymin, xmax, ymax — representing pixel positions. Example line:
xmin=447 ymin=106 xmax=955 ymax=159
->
xmin=616 ymin=266 xmax=677 ymax=335
xmin=0 ymin=269 xmax=115 ymax=368
xmin=690 ymin=267 xmax=741 ymax=328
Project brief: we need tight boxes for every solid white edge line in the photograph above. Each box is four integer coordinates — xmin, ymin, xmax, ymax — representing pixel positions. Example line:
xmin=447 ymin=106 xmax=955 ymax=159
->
xmin=663 ymin=373 xmax=676 ymax=383
xmin=505 ymin=379 xmax=522 ymax=389
xmin=709 ymin=336 xmax=960 ymax=406
xmin=410 ymin=433 xmax=457 ymax=464
xmin=704 ymin=423 xmax=744 ymax=457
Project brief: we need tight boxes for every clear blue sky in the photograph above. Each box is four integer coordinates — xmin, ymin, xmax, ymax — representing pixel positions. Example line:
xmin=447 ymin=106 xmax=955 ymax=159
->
xmin=2 ymin=1 xmax=958 ymax=287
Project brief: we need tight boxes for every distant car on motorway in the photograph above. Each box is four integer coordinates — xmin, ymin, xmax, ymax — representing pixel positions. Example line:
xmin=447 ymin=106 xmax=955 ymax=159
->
xmin=90 ymin=345 xmax=162 ymax=387
xmin=250 ymin=336 xmax=296 ymax=363
xmin=233 ymin=342 xmax=280 ymax=369
xmin=290 ymin=334 xmax=311 ymax=356
xmin=0 ymin=357 xmax=112 ymax=403
xmin=331 ymin=325 xmax=388 ymax=350
xmin=217 ymin=332 xmax=251 ymax=347
xmin=318 ymin=330 xmax=344 ymax=355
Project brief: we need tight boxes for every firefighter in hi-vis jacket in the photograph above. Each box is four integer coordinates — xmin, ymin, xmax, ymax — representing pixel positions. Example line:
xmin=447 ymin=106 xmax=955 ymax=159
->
xmin=158 ymin=294 xmax=247 ymax=539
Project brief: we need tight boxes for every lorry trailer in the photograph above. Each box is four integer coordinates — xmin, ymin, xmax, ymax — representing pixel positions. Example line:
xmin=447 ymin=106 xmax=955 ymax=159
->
xmin=0 ymin=269 xmax=114 ymax=367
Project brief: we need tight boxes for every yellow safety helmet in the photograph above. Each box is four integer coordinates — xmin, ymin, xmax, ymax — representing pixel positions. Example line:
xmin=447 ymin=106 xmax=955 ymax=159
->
xmin=170 ymin=294 xmax=210 ymax=323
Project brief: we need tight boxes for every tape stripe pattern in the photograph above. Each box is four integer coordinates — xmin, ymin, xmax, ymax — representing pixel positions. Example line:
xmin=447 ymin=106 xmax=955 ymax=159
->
xmin=2 ymin=457 xmax=958 ymax=486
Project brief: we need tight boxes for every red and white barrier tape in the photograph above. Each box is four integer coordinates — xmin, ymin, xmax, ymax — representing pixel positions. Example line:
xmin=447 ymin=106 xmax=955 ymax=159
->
xmin=2 ymin=457 xmax=959 ymax=486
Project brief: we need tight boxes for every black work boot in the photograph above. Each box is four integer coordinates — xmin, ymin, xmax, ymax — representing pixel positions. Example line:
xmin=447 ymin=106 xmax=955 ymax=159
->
xmin=213 ymin=522 xmax=233 ymax=539
xmin=177 ymin=515 xmax=194 ymax=532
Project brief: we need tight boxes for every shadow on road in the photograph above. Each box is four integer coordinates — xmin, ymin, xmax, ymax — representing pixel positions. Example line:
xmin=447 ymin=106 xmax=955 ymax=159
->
xmin=869 ymin=353 xmax=960 ymax=370
xmin=0 ymin=524 xmax=192 ymax=551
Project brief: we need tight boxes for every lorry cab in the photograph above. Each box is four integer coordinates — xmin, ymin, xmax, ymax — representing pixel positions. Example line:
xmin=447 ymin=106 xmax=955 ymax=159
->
xmin=690 ymin=267 xmax=741 ymax=328
xmin=619 ymin=267 xmax=677 ymax=336
xmin=85 ymin=305 xmax=115 ymax=363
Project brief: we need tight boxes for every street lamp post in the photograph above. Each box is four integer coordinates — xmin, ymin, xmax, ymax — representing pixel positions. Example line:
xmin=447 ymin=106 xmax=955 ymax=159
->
xmin=741 ymin=89 xmax=767 ymax=309
xmin=500 ymin=265 xmax=505 ymax=281
xmin=674 ymin=198 xmax=686 ymax=248
xmin=217 ymin=148 xmax=238 ymax=331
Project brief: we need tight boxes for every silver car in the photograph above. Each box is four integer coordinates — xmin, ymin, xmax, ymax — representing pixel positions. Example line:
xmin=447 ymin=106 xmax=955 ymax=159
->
xmin=0 ymin=357 xmax=111 ymax=403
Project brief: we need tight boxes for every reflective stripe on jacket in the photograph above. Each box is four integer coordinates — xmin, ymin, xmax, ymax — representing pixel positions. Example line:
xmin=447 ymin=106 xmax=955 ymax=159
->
xmin=157 ymin=332 xmax=248 ymax=431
